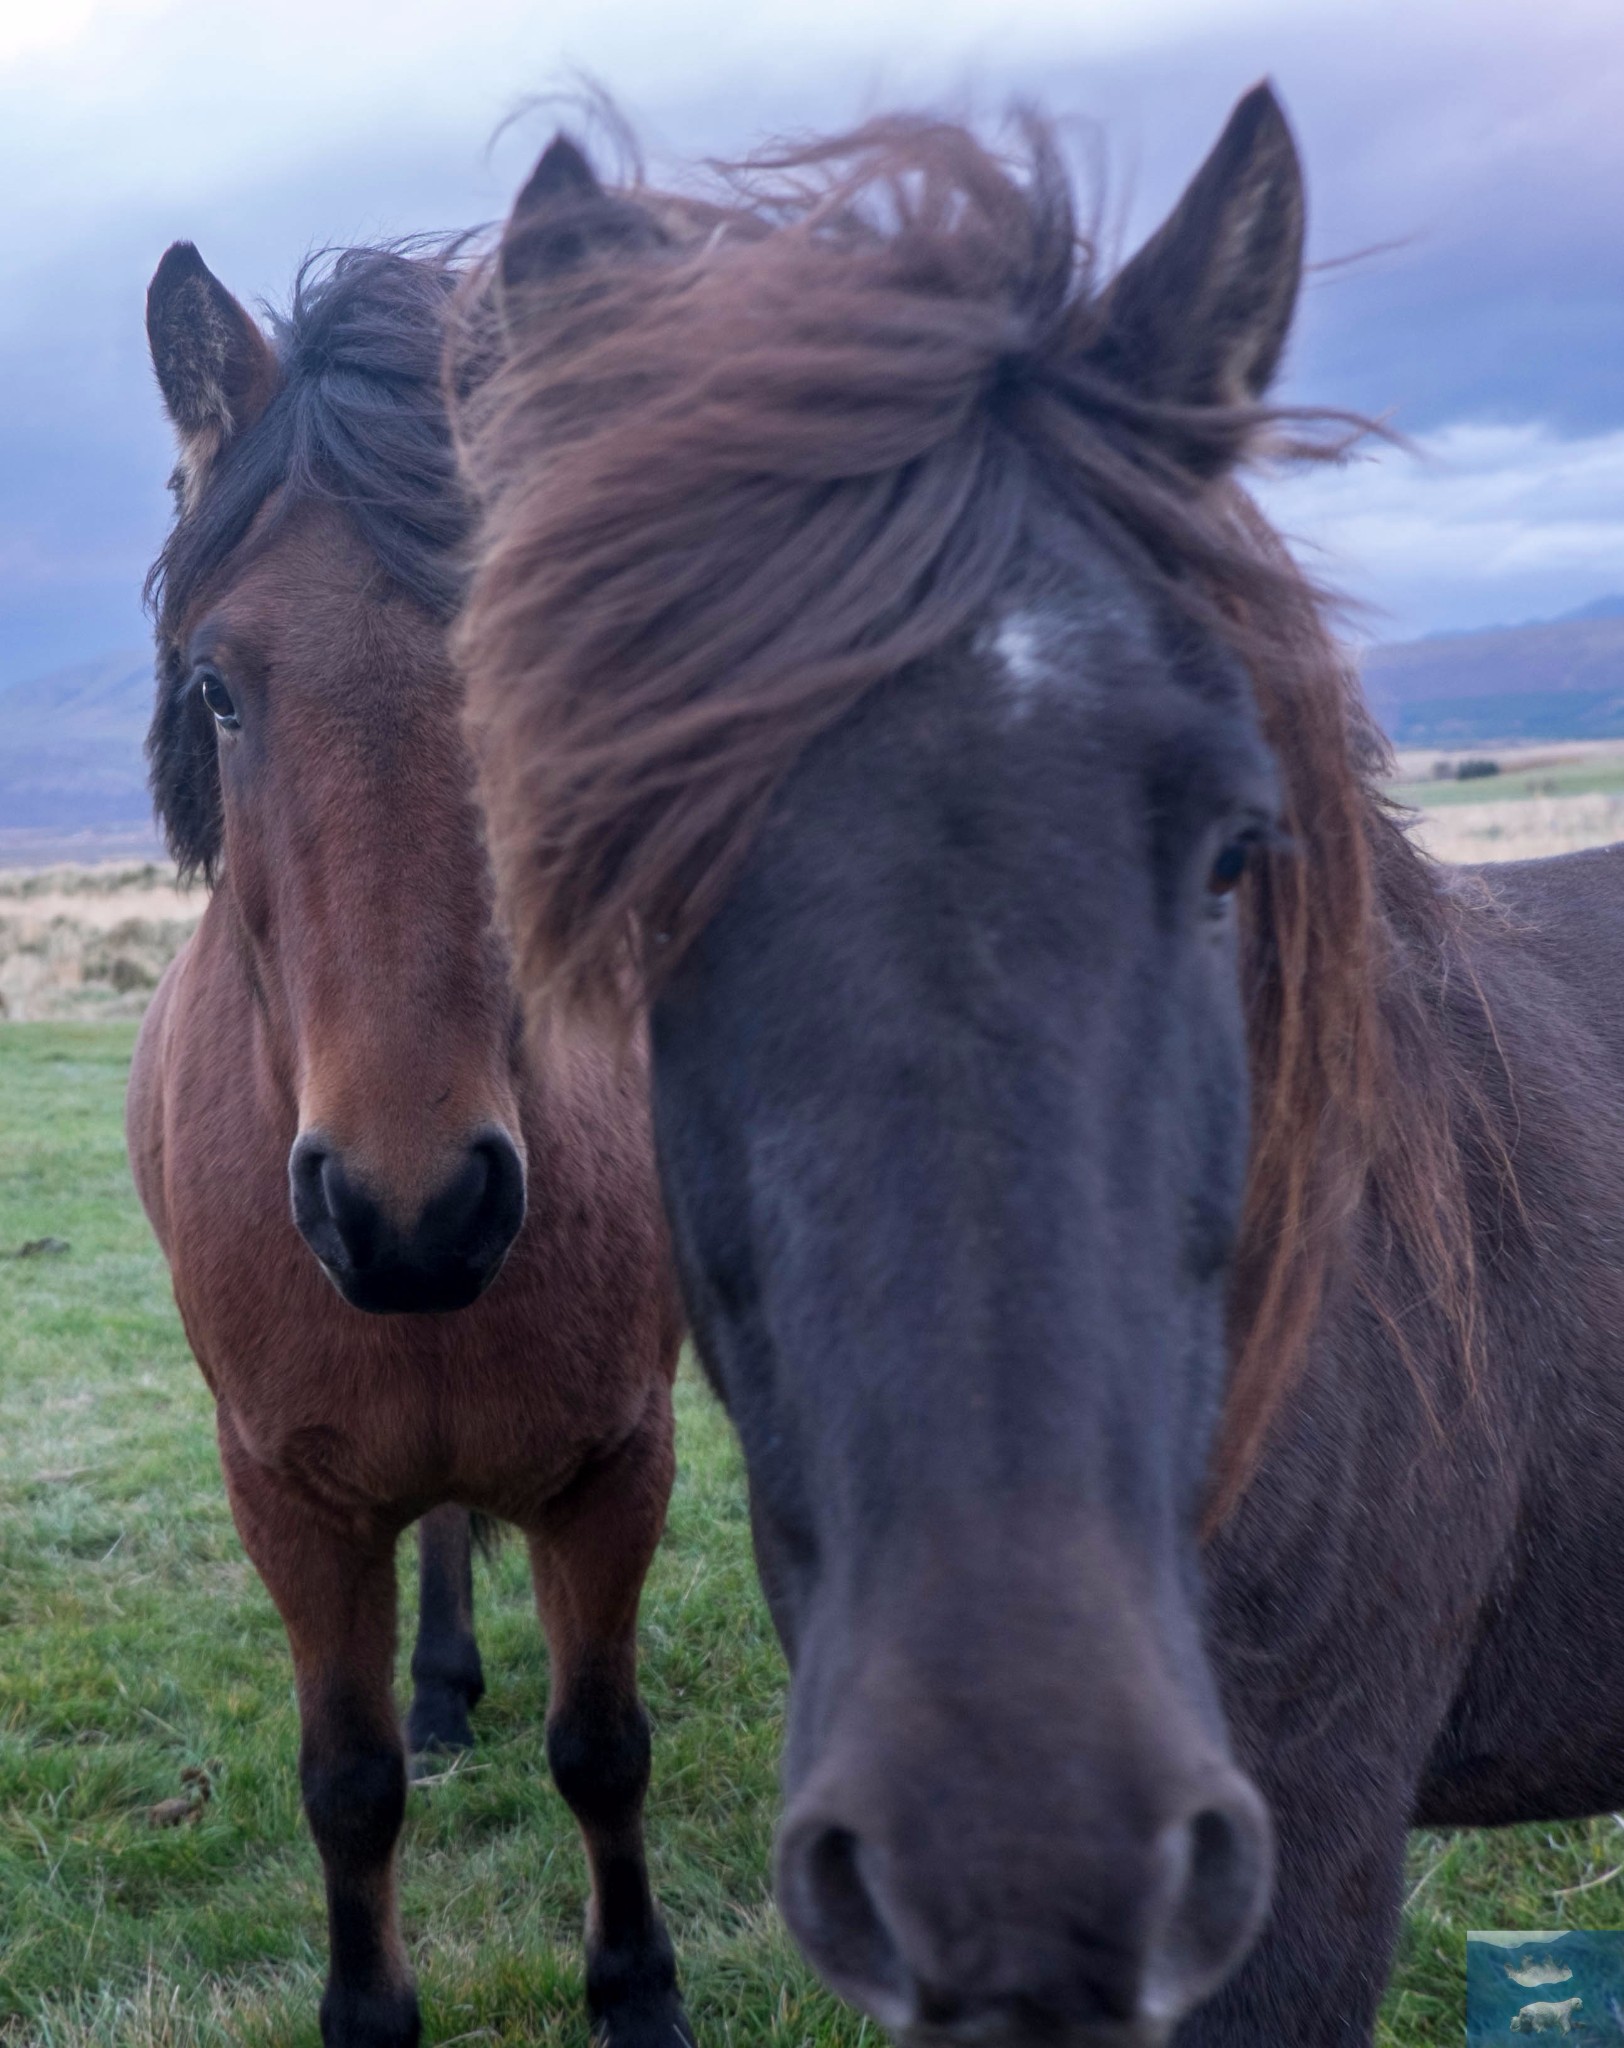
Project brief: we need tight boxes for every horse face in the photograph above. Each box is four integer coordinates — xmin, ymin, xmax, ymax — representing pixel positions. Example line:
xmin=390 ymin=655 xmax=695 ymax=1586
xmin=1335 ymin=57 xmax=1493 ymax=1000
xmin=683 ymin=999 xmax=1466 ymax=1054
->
xmin=168 ymin=500 xmax=524 ymax=1314
xmin=146 ymin=245 xmax=526 ymax=1314
xmin=649 ymin=544 xmax=1278 ymax=2042
xmin=455 ymin=81 xmax=1311 ymax=2044
xmin=632 ymin=87 xmax=1306 ymax=2043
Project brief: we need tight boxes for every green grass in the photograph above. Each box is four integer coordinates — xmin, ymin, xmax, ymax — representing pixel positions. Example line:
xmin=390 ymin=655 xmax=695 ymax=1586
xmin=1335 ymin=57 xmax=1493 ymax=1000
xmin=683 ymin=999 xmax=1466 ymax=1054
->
xmin=1390 ymin=756 xmax=1624 ymax=809
xmin=3 ymin=1023 xmax=1624 ymax=2046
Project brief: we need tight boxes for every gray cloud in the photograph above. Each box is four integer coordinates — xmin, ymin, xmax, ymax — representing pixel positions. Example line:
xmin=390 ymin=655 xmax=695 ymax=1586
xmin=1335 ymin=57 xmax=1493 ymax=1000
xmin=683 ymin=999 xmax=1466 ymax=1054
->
xmin=1262 ymin=421 xmax=1624 ymax=637
xmin=2 ymin=0 xmax=1621 ymax=693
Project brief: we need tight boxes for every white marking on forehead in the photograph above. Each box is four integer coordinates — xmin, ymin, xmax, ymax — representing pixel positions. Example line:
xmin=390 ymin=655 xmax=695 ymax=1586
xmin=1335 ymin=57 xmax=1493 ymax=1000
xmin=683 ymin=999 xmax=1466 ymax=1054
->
xmin=991 ymin=608 xmax=1075 ymax=722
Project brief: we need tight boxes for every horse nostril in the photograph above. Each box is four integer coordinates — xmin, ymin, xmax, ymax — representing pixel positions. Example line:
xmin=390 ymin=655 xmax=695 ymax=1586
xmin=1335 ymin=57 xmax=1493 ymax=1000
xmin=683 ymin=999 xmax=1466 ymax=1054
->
xmin=457 ymin=1129 xmax=526 ymax=1270
xmin=289 ymin=1132 xmax=384 ymax=1274
xmin=289 ymin=1131 xmax=328 ymax=1219
xmin=807 ymin=1828 xmax=889 ymax=1970
xmin=778 ymin=1820 xmax=912 ymax=2022
xmin=428 ymin=1142 xmax=490 ymax=1243
xmin=1143 ymin=1789 xmax=1272 ymax=2022
xmin=322 ymin=1152 xmax=382 ymax=1266
xmin=389 ymin=1128 xmax=525 ymax=1295
xmin=287 ymin=1126 xmax=525 ymax=1312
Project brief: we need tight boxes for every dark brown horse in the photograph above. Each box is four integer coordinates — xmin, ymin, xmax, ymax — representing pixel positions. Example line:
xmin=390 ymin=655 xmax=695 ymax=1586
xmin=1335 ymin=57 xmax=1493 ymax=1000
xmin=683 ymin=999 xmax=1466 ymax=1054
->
xmin=450 ymin=90 xmax=1624 ymax=2047
xmin=126 ymin=242 xmax=694 ymax=2048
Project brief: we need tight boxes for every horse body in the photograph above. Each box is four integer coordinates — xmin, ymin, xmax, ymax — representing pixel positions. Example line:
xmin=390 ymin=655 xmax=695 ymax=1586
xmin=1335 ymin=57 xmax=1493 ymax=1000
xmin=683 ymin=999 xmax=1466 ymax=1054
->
xmin=1417 ymin=850 xmax=1624 ymax=1823
xmin=1193 ymin=867 xmax=1624 ymax=2040
xmin=129 ymin=250 xmax=691 ymax=2048
xmin=452 ymin=91 xmax=1624 ymax=2048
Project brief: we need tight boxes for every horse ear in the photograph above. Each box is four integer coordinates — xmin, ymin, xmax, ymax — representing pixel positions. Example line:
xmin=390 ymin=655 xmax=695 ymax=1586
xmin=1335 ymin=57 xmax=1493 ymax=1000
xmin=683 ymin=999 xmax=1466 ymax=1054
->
xmin=499 ymin=131 xmax=665 ymax=292
xmin=1088 ymin=83 xmax=1305 ymax=465
xmin=147 ymin=242 xmax=279 ymax=509
xmin=517 ymin=134 xmax=605 ymax=211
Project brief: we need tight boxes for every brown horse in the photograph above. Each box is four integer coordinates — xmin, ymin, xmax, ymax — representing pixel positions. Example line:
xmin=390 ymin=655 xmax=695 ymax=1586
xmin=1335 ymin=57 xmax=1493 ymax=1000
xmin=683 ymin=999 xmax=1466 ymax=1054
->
xmin=126 ymin=241 xmax=694 ymax=2048
xmin=452 ymin=92 xmax=1624 ymax=2047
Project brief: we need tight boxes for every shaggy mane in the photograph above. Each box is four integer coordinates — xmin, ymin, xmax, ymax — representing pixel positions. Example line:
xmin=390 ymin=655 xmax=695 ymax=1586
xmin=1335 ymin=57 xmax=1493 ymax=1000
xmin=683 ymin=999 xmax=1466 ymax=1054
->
xmin=449 ymin=113 xmax=1504 ymax=1514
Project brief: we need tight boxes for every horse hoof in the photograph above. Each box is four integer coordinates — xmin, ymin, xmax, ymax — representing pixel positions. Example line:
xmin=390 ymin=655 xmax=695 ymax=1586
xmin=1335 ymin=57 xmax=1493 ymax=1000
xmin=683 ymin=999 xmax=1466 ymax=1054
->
xmin=407 ymin=1741 xmax=471 ymax=1783
xmin=591 ymin=1996 xmax=697 ymax=2048
xmin=587 ymin=1916 xmax=693 ymax=2045
xmin=319 ymin=1979 xmax=421 ymax=2048
xmin=405 ymin=1687 xmax=478 ymax=1762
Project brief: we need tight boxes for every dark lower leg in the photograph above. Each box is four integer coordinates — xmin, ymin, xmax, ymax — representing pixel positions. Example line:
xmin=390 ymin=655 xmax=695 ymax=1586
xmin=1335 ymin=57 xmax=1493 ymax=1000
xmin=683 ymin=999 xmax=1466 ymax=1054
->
xmin=302 ymin=1683 xmax=420 ymax=2048
xmin=529 ymin=1409 xmax=692 ymax=2047
xmin=547 ymin=1657 xmax=686 ymax=2034
xmin=406 ymin=1505 xmax=485 ymax=1758
xmin=218 ymin=1418 xmax=419 ymax=2048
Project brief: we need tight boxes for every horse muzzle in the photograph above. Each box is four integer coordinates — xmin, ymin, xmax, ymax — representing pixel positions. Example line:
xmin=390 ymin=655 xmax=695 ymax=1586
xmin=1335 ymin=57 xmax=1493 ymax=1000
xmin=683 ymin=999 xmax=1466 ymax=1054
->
xmin=773 ymin=1625 xmax=1272 ymax=2047
xmin=288 ymin=1124 xmax=526 ymax=1314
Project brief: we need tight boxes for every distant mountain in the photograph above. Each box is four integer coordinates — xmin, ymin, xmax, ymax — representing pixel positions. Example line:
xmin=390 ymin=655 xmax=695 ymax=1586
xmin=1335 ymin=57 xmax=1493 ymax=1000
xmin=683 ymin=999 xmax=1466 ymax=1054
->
xmin=0 ymin=650 xmax=161 ymax=854
xmin=1361 ymin=605 xmax=1624 ymax=746
xmin=5 ymin=603 xmax=1624 ymax=857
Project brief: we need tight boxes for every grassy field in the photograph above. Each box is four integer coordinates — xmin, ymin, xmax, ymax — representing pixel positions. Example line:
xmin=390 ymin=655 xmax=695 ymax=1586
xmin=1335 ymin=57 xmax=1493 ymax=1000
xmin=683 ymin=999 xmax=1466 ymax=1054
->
xmin=1388 ymin=748 xmax=1624 ymax=810
xmin=1390 ymin=740 xmax=1624 ymax=866
xmin=5 ymin=1026 xmax=1624 ymax=2046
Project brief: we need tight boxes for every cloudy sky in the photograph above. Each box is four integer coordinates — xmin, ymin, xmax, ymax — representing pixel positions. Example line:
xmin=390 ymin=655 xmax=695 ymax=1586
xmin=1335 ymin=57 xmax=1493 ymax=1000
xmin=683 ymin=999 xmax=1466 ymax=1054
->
xmin=2 ymin=0 xmax=1622 ymax=690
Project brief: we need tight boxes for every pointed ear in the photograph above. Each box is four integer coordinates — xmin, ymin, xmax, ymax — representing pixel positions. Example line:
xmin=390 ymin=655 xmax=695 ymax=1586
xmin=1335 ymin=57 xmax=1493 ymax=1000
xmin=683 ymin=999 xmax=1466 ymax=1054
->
xmin=499 ymin=132 xmax=666 ymax=294
xmin=517 ymin=133 xmax=604 ymax=212
xmin=146 ymin=242 xmax=279 ymax=509
xmin=1089 ymin=83 xmax=1305 ymax=465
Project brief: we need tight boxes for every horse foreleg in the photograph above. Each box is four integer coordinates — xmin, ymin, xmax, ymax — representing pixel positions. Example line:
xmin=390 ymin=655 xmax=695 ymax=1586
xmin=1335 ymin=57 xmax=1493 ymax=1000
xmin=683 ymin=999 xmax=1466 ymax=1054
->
xmin=406 ymin=1504 xmax=485 ymax=1761
xmin=219 ymin=1411 xmax=418 ymax=2048
xmin=526 ymin=1399 xmax=694 ymax=2048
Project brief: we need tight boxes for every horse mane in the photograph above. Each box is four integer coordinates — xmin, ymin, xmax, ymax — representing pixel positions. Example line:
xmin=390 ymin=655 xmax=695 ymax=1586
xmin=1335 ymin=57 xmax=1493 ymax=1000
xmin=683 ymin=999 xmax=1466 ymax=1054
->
xmin=449 ymin=113 xmax=1500 ymax=1516
xmin=144 ymin=241 xmax=471 ymax=880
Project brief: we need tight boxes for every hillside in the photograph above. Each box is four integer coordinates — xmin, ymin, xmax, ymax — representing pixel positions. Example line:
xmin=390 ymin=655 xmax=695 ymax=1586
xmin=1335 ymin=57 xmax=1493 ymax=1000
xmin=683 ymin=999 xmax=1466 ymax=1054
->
xmin=0 ymin=651 xmax=162 ymax=864
xmin=1361 ymin=604 xmax=1624 ymax=745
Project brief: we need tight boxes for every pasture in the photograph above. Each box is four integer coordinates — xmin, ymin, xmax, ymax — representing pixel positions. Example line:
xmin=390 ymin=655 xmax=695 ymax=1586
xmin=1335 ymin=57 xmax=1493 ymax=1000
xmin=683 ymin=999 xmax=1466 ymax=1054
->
xmin=3 ymin=1022 xmax=1624 ymax=2048
xmin=1394 ymin=740 xmax=1624 ymax=864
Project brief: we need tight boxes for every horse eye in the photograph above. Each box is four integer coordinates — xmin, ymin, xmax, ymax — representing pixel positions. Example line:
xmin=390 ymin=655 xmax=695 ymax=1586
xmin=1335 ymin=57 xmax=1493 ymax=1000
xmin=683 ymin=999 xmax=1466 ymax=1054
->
xmin=197 ymin=669 xmax=240 ymax=730
xmin=1207 ymin=836 xmax=1254 ymax=896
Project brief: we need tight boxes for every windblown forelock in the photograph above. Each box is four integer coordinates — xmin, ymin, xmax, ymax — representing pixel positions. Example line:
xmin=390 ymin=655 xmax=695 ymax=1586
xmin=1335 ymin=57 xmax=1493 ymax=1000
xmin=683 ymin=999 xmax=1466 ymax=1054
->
xmin=449 ymin=116 xmax=1341 ymax=1013
xmin=449 ymin=110 xmax=1502 ymax=1518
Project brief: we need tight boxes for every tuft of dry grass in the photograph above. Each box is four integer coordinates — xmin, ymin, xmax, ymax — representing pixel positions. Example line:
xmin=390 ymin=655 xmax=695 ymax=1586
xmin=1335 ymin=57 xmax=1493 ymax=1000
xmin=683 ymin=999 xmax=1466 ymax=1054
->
xmin=0 ymin=867 xmax=202 ymax=1024
xmin=1407 ymin=789 xmax=1624 ymax=865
